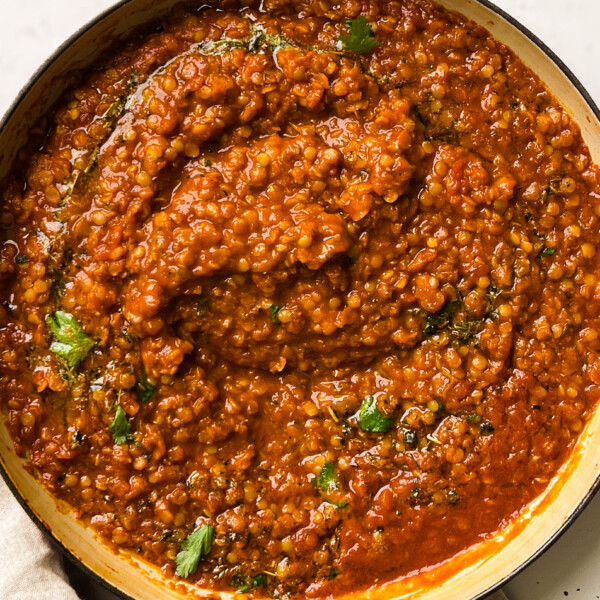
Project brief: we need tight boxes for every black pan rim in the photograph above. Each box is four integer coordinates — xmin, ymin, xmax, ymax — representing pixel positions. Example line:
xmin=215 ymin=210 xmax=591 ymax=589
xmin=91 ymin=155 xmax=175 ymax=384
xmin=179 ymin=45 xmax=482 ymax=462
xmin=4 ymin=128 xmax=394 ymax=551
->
xmin=1 ymin=1 xmax=599 ymax=599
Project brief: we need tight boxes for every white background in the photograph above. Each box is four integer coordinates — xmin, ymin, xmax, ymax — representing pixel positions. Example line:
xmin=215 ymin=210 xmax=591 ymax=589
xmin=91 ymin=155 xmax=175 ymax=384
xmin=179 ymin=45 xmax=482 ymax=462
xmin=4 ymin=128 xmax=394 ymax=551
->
xmin=1 ymin=1 xmax=599 ymax=599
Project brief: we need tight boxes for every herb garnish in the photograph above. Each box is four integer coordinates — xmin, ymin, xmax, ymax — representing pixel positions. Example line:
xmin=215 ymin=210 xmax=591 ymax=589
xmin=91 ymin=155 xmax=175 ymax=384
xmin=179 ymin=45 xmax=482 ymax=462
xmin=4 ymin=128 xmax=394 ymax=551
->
xmin=63 ymin=72 xmax=140 ymax=202
xmin=480 ymin=420 xmax=494 ymax=434
xmin=46 ymin=310 xmax=95 ymax=368
xmin=423 ymin=298 xmax=487 ymax=345
xmin=403 ymin=430 xmax=417 ymax=446
xmin=135 ymin=371 xmax=156 ymax=403
xmin=102 ymin=71 xmax=139 ymax=121
xmin=314 ymin=463 xmax=348 ymax=509
xmin=252 ymin=574 xmax=267 ymax=588
xmin=231 ymin=572 xmax=267 ymax=592
xmin=110 ymin=405 xmax=132 ymax=445
xmin=358 ymin=395 xmax=395 ymax=433
xmin=175 ymin=525 xmax=214 ymax=578
xmin=450 ymin=319 xmax=483 ymax=345
xmin=317 ymin=462 xmax=340 ymax=492
xmin=540 ymin=246 xmax=556 ymax=256
xmin=447 ymin=489 xmax=460 ymax=505
xmin=339 ymin=16 xmax=380 ymax=54
xmin=424 ymin=300 xmax=460 ymax=336
xmin=485 ymin=284 xmax=501 ymax=320
xmin=270 ymin=304 xmax=282 ymax=323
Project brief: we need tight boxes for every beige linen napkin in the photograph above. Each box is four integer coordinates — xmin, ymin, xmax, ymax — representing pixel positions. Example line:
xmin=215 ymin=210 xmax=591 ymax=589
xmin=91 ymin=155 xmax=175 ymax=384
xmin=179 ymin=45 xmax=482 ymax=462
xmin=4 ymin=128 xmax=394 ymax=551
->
xmin=0 ymin=476 xmax=79 ymax=600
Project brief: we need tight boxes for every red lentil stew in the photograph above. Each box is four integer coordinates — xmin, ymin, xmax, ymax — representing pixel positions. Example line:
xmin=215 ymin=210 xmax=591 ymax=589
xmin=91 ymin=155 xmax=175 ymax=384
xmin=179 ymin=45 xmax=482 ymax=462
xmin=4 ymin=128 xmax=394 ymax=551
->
xmin=1 ymin=0 xmax=600 ymax=597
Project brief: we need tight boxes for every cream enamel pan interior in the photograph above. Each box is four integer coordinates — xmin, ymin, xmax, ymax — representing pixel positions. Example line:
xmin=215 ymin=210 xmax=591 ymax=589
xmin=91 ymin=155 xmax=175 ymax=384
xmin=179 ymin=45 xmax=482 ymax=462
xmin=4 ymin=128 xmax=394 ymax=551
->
xmin=1 ymin=1 xmax=600 ymax=599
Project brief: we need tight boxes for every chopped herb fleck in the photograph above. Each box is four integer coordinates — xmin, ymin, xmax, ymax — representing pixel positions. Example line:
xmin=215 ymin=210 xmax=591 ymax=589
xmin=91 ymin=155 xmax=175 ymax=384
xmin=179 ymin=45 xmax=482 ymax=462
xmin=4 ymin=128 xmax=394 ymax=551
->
xmin=480 ymin=420 xmax=494 ymax=434
xmin=547 ymin=178 xmax=562 ymax=195
xmin=135 ymin=371 xmax=156 ymax=403
xmin=46 ymin=310 xmax=95 ymax=368
xmin=451 ymin=318 xmax=483 ymax=345
xmin=413 ymin=104 xmax=427 ymax=126
xmin=339 ymin=16 xmax=380 ymax=54
xmin=328 ymin=568 xmax=339 ymax=580
xmin=110 ymin=405 xmax=132 ymax=445
xmin=485 ymin=285 xmax=501 ymax=320
xmin=160 ymin=529 xmax=173 ymax=542
xmin=403 ymin=430 xmax=417 ymax=446
xmin=318 ymin=462 xmax=340 ymax=492
xmin=270 ymin=304 xmax=282 ymax=323
xmin=248 ymin=28 xmax=265 ymax=52
xmin=424 ymin=300 xmax=460 ymax=336
xmin=540 ymin=246 xmax=556 ymax=256
xmin=103 ymin=71 xmax=139 ymax=121
xmin=232 ymin=573 xmax=251 ymax=593
xmin=70 ymin=429 xmax=86 ymax=449
xmin=175 ymin=525 xmax=214 ymax=578
xmin=447 ymin=489 xmax=460 ymax=505
xmin=466 ymin=414 xmax=482 ymax=424
xmin=358 ymin=395 xmax=395 ymax=433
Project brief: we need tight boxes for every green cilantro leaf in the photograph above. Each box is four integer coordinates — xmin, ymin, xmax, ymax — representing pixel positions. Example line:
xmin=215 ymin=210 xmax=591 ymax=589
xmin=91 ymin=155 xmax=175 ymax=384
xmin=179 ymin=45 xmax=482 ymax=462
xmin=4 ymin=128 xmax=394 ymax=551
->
xmin=270 ymin=304 xmax=282 ymax=323
xmin=318 ymin=462 xmax=340 ymax=492
xmin=339 ymin=16 xmax=380 ymax=54
xmin=46 ymin=310 xmax=95 ymax=368
xmin=110 ymin=405 xmax=132 ymax=445
xmin=358 ymin=395 xmax=395 ymax=433
xmin=252 ymin=574 xmax=267 ymax=588
xmin=316 ymin=463 xmax=349 ymax=507
xmin=176 ymin=525 xmax=214 ymax=578
xmin=135 ymin=371 xmax=156 ymax=403
xmin=540 ymin=246 xmax=556 ymax=256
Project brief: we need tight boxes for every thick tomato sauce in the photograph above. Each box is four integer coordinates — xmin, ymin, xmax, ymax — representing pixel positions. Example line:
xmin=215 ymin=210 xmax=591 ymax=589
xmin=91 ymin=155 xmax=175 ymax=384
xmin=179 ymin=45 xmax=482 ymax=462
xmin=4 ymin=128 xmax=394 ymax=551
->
xmin=1 ymin=0 xmax=600 ymax=597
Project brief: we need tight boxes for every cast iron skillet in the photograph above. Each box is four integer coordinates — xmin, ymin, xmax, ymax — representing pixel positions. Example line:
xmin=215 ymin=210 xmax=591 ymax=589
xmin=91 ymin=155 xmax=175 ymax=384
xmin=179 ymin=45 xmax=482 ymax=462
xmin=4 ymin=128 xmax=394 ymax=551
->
xmin=1 ymin=1 xmax=600 ymax=599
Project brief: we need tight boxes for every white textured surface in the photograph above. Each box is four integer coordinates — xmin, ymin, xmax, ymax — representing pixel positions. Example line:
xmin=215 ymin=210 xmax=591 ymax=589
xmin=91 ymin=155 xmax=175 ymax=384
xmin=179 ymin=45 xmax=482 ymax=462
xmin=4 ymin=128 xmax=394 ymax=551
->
xmin=1 ymin=1 xmax=600 ymax=599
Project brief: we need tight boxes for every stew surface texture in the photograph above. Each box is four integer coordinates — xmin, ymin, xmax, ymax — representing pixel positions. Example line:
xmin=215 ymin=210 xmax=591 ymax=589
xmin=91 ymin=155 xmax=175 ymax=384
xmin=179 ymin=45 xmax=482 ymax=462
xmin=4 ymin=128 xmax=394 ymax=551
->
xmin=1 ymin=0 xmax=600 ymax=597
